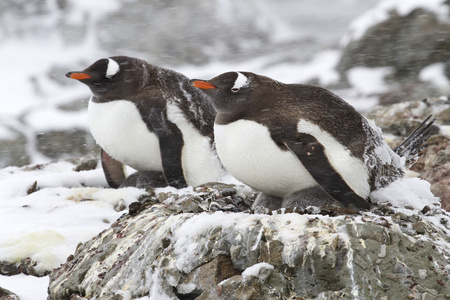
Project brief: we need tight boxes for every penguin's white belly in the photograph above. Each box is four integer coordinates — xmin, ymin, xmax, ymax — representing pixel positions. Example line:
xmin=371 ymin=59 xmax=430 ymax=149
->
xmin=88 ymin=99 xmax=162 ymax=171
xmin=214 ymin=120 xmax=317 ymax=198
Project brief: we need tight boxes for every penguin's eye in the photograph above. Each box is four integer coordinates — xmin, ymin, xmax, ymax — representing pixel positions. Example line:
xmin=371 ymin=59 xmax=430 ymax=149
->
xmin=231 ymin=88 xmax=240 ymax=93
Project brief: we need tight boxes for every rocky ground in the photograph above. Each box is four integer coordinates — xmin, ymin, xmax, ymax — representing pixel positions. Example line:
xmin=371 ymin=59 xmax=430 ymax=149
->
xmin=47 ymin=179 xmax=450 ymax=299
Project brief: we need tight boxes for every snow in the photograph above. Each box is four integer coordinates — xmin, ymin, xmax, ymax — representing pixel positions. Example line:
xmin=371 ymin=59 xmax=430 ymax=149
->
xmin=419 ymin=63 xmax=450 ymax=88
xmin=347 ymin=67 xmax=393 ymax=95
xmin=370 ymin=177 xmax=440 ymax=211
xmin=242 ymin=262 xmax=274 ymax=278
xmin=0 ymin=160 xmax=147 ymax=279
xmin=0 ymin=274 xmax=49 ymax=300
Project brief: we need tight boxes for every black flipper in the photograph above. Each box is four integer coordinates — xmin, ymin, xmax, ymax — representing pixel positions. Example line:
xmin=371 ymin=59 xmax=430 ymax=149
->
xmin=101 ymin=149 xmax=126 ymax=188
xmin=284 ymin=133 xmax=370 ymax=210
xmin=149 ymin=108 xmax=187 ymax=189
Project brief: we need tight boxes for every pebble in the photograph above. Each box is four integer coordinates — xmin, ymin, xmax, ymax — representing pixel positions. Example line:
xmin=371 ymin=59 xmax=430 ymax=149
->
xmin=418 ymin=269 xmax=427 ymax=279
xmin=378 ymin=244 xmax=387 ymax=258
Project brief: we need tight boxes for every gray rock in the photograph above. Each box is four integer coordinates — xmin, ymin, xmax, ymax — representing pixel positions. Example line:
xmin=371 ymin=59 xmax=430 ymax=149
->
xmin=0 ymin=286 xmax=19 ymax=300
xmin=0 ymin=128 xmax=30 ymax=167
xmin=338 ymin=7 xmax=450 ymax=79
xmin=338 ymin=6 xmax=450 ymax=105
xmin=47 ymin=188 xmax=450 ymax=300
xmin=35 ymin=129 xmax=98 ymax=159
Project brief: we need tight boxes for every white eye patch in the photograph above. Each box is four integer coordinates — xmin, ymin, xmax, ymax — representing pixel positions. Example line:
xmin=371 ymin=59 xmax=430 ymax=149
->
xmin=232 ymin=72 xmax=248 ymax=92
xmin=106 ymin=58 xmax=120 ymax=78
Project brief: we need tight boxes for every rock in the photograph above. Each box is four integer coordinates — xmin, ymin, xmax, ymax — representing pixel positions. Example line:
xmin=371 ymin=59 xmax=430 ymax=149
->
xmin=47 ymin=187 xmax=450 ymax=300
xmin=0 ymin=256 xmax=48 ymax=277
xmin=0 ymin=128 xmax=30 ymax=167
xmin=339 ymin=7 xmax=450 ymax=77
xmin=72 ymin=158 xmax=98 ymax=172
xmin=35 ymin=129 xmax=98 ymax=160
xmin=177 ymin=255 xmax=237 ymax=299
xmin=338 ymin=5 xmax=450 ymax=105
xmin=0 ymin=286 xmax=19 ymax=300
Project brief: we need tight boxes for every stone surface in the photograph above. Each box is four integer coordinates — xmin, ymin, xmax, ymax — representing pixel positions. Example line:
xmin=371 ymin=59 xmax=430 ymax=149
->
xmin=0 ymin=286 xmax=19 ymax=300
xmin=338 ymin=6 xmax=450 ymax=105
xmin=339 ymin=8 xmax=450 ymax=78
xmin=36 ymin=129 xmax=98 ymax=160
xmin=47 ymin=186 xmax=450 ymax=300
xmin=0 ymin=129 xmax=30 ymax=168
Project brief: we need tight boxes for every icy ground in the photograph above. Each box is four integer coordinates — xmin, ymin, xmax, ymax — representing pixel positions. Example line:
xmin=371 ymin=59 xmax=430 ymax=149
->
xmin=0 ymin=158 xmax=443 ymax=299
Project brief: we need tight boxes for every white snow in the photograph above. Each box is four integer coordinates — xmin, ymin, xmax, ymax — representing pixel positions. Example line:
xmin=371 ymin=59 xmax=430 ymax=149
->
xmin=0 ymin=160 xmax=147 ymax=294
xmin=370 ymin=177 xmax=440 ymax=211
xmin=0 ymin=274 xmax=49 ymax=300
xmin=242 ymin=262 xmax=274 ymax=278
xmin=347 ymin=66 xmax=393 ymax=95
xmin=419 ymin=63 xmax=450 ymax=88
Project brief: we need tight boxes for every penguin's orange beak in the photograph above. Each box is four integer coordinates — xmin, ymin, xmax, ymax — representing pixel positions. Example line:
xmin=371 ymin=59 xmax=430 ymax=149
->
xmin=66 ymin=72 xmax=92 ymax=80
xmin=191 ymin=80 xmax=216 ymax=90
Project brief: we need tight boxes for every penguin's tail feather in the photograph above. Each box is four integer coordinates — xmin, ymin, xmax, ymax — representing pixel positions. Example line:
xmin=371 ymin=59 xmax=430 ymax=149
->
xmin=393 ymin=115 xmax=437 ymax=168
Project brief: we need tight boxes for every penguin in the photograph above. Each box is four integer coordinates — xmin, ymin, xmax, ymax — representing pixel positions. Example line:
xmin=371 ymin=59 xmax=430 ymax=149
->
xmin=190 ymin=72 xmax=435 ymax=210
xmin=66 ymin=56 xmax=224 ymax=189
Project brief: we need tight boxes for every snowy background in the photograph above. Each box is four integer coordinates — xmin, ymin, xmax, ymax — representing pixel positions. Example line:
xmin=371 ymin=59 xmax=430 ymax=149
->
xmin=0 ymin=0 xmax=449 ymax=299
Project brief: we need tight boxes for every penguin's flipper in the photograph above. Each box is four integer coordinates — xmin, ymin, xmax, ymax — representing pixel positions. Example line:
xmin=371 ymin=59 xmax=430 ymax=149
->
xmin=149 ymin=108 xmax=187 ymax=189
xmin=284 ymin=134 xmax=370 ymax=210
xmin=101 ymin=149 xmax=126 ymax=188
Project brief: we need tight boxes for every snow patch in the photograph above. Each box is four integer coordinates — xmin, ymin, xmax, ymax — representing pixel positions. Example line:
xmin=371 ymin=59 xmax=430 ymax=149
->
xmin=0 ymin=160 xmax=146 ymax=273
xmin=347 ymin=66 xmax=393 ymax=95
xmin=242 ymin=262 xmax=274 ymax=278
xmin=419 ymin=63 xmax=450 ymax=87
xmin=0 ymin=274 xmax=49 ymax=300
xmin=370 ymin=177 xmax=440 ymax=211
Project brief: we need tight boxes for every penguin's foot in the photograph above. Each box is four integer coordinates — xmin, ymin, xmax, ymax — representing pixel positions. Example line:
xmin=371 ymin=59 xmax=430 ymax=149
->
xmin=281 ymin=186 xmax=341 ymax=209
xmin=252 ymin=192 xmax=283 ymax=210
xmin=120 ymin=171 xmax=167 ymax=189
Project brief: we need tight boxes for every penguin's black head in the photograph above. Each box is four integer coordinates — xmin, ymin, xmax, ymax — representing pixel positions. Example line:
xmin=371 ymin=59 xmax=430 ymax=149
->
xmin=66 ymin=56 xmax=145 ymax=99
xmin=190 ymin=71 xmax=257 ymax=113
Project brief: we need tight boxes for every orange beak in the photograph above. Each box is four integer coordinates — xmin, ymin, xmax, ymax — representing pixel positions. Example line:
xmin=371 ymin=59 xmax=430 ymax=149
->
xmin=191 ymin=80 xmax=216 ymax=90
xmin=66 ymin=72 xmax=92 ymax=80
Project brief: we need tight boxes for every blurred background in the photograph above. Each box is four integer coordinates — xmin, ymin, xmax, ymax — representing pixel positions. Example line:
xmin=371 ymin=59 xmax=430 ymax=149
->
xmin=0 ymin=0 xmax=449 ymax=168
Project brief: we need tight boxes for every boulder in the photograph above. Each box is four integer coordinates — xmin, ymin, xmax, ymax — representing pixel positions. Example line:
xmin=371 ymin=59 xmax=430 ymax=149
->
xmin=338 ymin=4 xmax=450 ymax=105
xmin=35 ymin=129 xmax=98 ymax=160
xmin=48 ymin=185 xmax=450 ymax=300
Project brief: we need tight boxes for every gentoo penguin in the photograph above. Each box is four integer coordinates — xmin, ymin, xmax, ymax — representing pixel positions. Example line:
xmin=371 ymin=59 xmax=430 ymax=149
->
xmin=191 ymin=72 xmax=435 ymax=210
xmin=66 ymin=56 xmax=223 ymax=188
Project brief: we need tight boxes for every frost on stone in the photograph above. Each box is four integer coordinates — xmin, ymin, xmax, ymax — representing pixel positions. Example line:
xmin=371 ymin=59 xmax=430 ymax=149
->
xmin=47 ymin=184 xmax=450 ymax=299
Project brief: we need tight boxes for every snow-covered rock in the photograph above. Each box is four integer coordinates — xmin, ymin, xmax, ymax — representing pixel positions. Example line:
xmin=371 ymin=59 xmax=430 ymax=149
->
xmin=47 ymin=185 xmax=450 ymax=299
xmin=338 ymin=0 xmax=450 ymax=105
